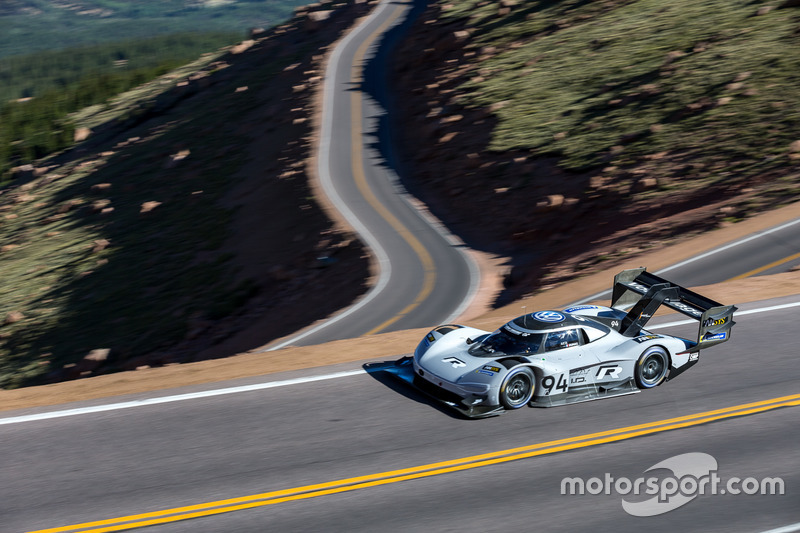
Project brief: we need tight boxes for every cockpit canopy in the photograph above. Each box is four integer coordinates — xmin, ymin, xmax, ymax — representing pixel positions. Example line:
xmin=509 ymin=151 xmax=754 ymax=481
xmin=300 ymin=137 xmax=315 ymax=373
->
xmin=467 ymin=311 xmax=610 ymax=357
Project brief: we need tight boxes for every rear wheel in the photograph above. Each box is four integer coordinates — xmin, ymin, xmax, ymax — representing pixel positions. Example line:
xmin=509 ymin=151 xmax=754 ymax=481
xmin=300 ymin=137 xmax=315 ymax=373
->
xmin=635 ymin=346 xmax=669 ymax=388
xmin=499 ymin=367 xmax=535 ymax=409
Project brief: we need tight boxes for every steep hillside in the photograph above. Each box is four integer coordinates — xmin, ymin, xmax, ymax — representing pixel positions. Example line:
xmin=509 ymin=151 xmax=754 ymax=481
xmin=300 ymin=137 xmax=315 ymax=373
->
xmin=391 ymin=0 xmax=800 ymax=304
xmin=0 ymin=0 xmax=373 ymax=388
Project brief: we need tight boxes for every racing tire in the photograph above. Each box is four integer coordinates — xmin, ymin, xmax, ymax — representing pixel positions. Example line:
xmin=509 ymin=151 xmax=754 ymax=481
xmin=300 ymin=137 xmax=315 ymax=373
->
xmin=499 ymin=367 xmax=535 ymax=409
xmin=635 ymin=346 xmax=669 ymax=389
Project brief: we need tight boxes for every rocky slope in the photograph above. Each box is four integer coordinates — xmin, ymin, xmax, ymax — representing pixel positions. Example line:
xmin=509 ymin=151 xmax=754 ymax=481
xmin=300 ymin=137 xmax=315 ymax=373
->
xmin=390 ymin=0 xmax=800 ymax=304
xmin=0 ymin=0 xmax=374 ymax=387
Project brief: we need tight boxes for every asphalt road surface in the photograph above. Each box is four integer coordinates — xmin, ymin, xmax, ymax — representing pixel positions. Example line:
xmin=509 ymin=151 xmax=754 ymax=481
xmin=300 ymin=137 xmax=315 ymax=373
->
xmin=3 ymin=296 xmax=799 ymax=533
xmin=658 ymin=217 xmax=800 ymax=284
xmin=573 ymin=217 xmax=800 ymax=305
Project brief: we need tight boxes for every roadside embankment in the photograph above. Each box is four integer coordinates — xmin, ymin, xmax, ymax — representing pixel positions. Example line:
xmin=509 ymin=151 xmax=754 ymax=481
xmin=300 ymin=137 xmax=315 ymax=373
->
xmin=1 ymin=200 xmax=797 ymax=411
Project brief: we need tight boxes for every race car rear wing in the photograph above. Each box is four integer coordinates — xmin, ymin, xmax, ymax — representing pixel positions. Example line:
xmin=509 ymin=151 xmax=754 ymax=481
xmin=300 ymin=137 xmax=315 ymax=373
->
xmin=611 ymin=268 xmax=736 ymax=349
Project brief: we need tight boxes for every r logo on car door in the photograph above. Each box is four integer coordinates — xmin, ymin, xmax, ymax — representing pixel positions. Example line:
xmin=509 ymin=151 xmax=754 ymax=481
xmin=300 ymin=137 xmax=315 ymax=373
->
xmin=442 ymin=357 xmax=467 ymax=368
xmin=596 ymin=365 xmax=623 ymax=379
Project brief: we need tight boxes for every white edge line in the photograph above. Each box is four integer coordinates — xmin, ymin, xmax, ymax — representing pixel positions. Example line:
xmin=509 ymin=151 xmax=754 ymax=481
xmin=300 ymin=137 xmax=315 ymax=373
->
xmin=2 ymin=300 xmax=798 ymax=426
xmin=761 ymin=522 xmax=800 ymax=533
xmin=0 ymin=370 xmax=366 ymax=426
xmin=759 ymin=523 xmax=800 ymax=533
xmin=570 ymin=217 xmax=800 ymax=306
xmin=658 ymin=217 xmax=800 ymax=275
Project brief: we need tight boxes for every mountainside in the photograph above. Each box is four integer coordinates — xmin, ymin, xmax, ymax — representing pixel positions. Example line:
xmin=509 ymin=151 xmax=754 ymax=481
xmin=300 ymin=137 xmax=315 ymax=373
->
xmin=3 ymin=0 xmax=800 ymax=389
xmin=391 ymin=0 xmax=800 ymax=303
xmin=0 ymin=0 xmax=309 ymax=58
xmin=0 ymin=0 xmax=373 ymax=388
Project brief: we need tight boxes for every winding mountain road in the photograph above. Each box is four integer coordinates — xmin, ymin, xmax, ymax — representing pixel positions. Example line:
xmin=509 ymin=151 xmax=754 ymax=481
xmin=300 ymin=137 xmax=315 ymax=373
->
xmin=269 ymin=0 xmax=479 ymax=349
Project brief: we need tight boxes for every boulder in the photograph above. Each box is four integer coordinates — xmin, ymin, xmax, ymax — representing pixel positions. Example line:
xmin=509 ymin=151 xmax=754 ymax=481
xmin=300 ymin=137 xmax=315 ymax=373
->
xmin=634 ymin=177 xmax=659 ymax=191
xmin=74 ymin=127 xmax=92 ymax=142
xmin=3 ymin=311 xmax=24 ymax=325
xmin=140 ymin=201 xmax=162 ymax=214
xmin=306 ymin=10 xmax=332 ymax=31
xmin=230 ymin=40 xmax=255 ymax=54
xmin=92 ymin=239 xmax=110 ymax=253
xmin=76 ymin=349 xmax=110 ymax=373
xmin=90 ymin=199 xmax=111 ymax=213
xmin=11 ymin=164 xmax=35 ymax=181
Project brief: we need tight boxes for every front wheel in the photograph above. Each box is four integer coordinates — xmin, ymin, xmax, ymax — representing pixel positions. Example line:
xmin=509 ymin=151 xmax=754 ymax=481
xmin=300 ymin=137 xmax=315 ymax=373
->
xmin=499 ymin=367 xmax=535 ymax=409
xmin=635 ymin=346 xmax=669 ymax=389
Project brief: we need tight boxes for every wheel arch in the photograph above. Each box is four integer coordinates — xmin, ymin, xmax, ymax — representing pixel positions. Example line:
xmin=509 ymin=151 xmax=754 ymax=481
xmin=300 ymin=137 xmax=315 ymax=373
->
xmin=497 ymin=357 xmax=532 ymax=369
xmin=647 ymin=343 xmax=673 ymax=368
xmin=635 ymin=344 xmax=672 ymax=388
xmin=498 ymin=364 xmax=537 ymax=409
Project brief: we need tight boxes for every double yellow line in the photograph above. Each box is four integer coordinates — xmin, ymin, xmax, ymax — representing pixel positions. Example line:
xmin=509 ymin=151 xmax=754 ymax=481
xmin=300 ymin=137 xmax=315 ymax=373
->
xmin=29 ymin=393 xmax=800 ymax=532
xmin=727 ymin=252 xmax=800 ymax=281
xmin=347 ymin=3 xmax=436 ymax=336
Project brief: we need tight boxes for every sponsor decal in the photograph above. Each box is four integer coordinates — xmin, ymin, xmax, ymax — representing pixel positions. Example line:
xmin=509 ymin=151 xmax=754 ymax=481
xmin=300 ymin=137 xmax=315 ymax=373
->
xmin=671 ymin=301 xmax=702 ymax=317
xmin=689 ymin=352 xmax=699 ymax=361
xmin=571 ymin=368 xmax=591 ymax=376
xmin=563 ymin=305 xmax=599 ymax=313
xmin=628 ymin=282 xmax=649 ymax=292
xmin=596 ymin=365 xmax=623 ymax=379
xmin=570 ymin=376 xmax=586 ymax=384
xmin=426 ymin=333 xmax=435 ymax=343
xmin=533 ymin=311 xmax=565 ymax=323
xmin=633 ymin=334 xmax=661 ymax=344
xmin=702 ymin=332 xmax=727 ymax=342
xmin=703 ymin=317 xmax=728 ymax=327
xmin=477 ymin=365 xmax=501 ymax=376
xmin=503 ymin=324 xmax=533 ymax=337
xmin=442 ymin=357 xmax=467 ymax=368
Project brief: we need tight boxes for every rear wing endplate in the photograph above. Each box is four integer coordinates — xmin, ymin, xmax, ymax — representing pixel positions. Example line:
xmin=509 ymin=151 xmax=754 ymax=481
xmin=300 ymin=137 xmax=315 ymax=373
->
xmin=611 ymin=268 xmax=736 ymax=348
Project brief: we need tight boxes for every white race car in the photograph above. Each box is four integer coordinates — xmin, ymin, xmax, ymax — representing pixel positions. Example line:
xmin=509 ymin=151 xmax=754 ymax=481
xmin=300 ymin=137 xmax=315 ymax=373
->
xmin=382 ymin=268 xmax=736 ymax=418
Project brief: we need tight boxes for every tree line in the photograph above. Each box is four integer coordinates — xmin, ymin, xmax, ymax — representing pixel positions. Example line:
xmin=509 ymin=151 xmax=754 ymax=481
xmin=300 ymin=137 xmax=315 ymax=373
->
xmin=0 ymin=32 xmax=240 ymax=182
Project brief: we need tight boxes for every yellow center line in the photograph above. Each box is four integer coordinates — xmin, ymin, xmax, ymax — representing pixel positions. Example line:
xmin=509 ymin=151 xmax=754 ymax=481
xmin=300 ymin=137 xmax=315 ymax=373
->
xmin=29 ymin=393 xmax=800 ymax=533
xmin=345 ymin=3 xmax=436 ymax=336
xmin=726 ymin=251 xmax=800 ymax=281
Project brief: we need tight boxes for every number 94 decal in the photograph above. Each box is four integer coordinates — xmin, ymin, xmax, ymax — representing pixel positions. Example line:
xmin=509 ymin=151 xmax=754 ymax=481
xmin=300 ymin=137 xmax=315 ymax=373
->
xmin=541 ymin=373 xmax=568 ymax=395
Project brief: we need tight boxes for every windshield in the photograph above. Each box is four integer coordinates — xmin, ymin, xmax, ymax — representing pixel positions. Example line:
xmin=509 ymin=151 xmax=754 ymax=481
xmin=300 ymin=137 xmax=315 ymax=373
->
xmin=468 ymin=329 xmax=544 ymax=357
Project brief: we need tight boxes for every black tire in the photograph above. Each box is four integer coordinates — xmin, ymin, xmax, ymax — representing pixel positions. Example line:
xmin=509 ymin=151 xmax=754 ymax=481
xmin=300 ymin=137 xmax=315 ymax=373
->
xmin=499 ymin=367 xmax=535 ymax=409
xmin=635 ymin=346 xmax=669 ymax=389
